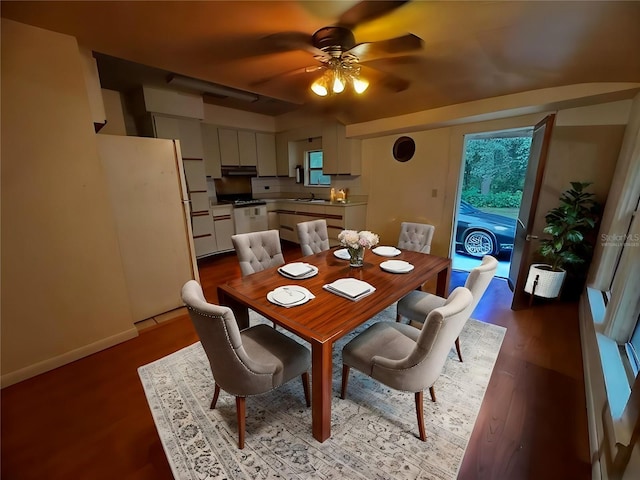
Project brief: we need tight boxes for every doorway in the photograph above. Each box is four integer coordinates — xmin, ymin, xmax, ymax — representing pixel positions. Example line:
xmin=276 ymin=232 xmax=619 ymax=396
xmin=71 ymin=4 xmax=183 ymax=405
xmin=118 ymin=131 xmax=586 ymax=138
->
xmin=452 ymin=128 xmax=534 ymax=278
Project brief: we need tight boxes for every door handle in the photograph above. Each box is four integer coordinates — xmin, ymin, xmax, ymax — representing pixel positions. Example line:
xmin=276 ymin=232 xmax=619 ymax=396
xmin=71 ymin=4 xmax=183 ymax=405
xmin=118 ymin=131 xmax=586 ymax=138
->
xmin=526 ymin=234 xmax=539 ymax=241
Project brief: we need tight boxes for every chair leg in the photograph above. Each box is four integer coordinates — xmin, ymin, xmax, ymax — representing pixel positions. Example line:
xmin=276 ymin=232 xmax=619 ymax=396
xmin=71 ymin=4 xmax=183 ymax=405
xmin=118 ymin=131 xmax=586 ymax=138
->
xmin=340 ymin=364 xmax=350 ymax=399
xmin=301 ymin=372 xmax=311 ymax=407
xmin=236 ymin=396 xmax=246 ymax=449
xmin=455 ymin=336 xmax=463 ymax=362
xmin=415 ymin=391 xmax=426 ymax=441
xmin=210 ymin=384 xmax=221 ymax=409
xmin=396 ymin=312 xmax=402 ymax=322
xmin=429 ymin=386 xmax=436 ymax=403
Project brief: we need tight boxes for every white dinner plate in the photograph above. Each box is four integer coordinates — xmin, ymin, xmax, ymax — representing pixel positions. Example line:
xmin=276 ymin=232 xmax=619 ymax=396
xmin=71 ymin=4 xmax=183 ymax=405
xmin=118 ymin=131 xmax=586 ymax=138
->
xmin=267 ymin=286 xmax=314 ymax=307
xmin=380 ymin=260 xmax=414 ymax=274
xmin=372 ymin=246 xmax=402 ymax=257
xmin=278 ymin=262 xmax=317 ymax=279
xmin=333 ymin=248 xmax=351 ymax=260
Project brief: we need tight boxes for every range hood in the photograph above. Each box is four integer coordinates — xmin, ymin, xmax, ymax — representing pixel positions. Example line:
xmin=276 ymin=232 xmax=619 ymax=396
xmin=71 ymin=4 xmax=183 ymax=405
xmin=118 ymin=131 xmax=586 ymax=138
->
xmin=221 ymin=165 xmax=258 ymax=177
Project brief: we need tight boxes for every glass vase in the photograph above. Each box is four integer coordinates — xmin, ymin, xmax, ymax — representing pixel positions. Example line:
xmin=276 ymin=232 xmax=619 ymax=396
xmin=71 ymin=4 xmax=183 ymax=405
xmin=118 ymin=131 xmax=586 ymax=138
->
xmin=348 ymin=246 xmax=365 ymax=267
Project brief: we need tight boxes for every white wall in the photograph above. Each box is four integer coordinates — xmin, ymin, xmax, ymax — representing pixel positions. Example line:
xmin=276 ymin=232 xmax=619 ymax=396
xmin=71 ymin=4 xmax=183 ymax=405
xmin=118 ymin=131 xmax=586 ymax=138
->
xmin=1 ymin=19 xmax=137 ymax=387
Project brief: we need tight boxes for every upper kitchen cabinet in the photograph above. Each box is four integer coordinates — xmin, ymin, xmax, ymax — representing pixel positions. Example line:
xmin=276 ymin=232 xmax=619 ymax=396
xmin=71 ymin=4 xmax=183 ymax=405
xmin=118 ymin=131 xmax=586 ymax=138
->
xmin=238 ymin=130 xmax=258 ymax=166
xmin=201 ymin=123 xmax=222 ymax=178
xmin=153 ymin=115 xmax=204 ymax=159
xmin=219 ymin=128 xmax=260 ymax=167
xmin=78 ymin=47 xmax=106 ymax=131
xmin=256 ymin=132 xmax=277 ymax=176
xmin=275 ymin=132 xmax=290 ymax=177
xmin=322 ymin=122 xmax=362 ymax=175
xmin=218 ymin=128 xmax=240 ymax=166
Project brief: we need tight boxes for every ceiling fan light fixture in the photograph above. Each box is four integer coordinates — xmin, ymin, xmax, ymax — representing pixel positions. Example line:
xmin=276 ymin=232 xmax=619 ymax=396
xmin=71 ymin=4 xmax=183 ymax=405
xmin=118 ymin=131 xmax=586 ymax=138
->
xmin=310 ymin=76 xmax=328 ymax=96
xmin=352 ymin=76 xmax=369 ymax=94
xmin=332 ymin=71 xmax=345 ymax=93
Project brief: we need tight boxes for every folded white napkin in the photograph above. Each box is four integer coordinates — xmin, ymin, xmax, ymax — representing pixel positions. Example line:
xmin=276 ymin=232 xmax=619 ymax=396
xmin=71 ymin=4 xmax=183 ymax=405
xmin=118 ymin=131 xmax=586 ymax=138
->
xmin=279 ymin=262 xmax=314 ymax=277
xmin=333 ymin=248 xmax=350 ymax=260
xmin=323 ymin=278 xmax=376 ymax=301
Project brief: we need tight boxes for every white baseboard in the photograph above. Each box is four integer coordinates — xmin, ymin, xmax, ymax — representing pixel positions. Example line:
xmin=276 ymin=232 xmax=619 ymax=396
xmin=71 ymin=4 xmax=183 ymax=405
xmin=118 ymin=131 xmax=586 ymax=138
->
xmin=0 ymin=327 xmax=139 ymax=388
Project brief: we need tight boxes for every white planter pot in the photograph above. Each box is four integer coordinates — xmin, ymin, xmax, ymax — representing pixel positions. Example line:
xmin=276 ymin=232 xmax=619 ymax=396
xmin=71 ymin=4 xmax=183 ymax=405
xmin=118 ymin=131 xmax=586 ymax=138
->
xmin=524 ymin=264 xmax=566 ymax=299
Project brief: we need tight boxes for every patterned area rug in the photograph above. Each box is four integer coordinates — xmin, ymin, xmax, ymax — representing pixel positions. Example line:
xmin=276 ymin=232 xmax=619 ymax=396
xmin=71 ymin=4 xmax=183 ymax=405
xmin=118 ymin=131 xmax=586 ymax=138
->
xmin=138 ymin=305 xmax=506 ymax=480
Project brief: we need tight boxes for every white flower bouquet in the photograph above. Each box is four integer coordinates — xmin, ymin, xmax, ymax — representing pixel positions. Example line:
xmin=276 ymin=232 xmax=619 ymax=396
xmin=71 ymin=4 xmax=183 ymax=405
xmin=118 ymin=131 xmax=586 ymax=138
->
xmin=338 ymin=230 xmax=380 ymax=249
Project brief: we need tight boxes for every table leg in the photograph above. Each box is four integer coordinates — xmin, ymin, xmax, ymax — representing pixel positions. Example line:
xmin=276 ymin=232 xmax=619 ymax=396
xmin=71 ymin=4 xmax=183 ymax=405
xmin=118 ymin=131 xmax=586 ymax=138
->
xmin=436 ymin=262 xmax=451 ymax=298
xmin=217 ymin=288 xmax=250 ymax=330
xmin=311 ymin=340 xmax=333 ymax=442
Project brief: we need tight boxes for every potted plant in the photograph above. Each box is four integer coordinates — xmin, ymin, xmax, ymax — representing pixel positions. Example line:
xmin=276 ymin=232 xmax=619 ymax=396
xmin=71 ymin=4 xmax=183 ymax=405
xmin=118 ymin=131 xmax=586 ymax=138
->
xmin=525 ymin=182 xmax=599 ymax=300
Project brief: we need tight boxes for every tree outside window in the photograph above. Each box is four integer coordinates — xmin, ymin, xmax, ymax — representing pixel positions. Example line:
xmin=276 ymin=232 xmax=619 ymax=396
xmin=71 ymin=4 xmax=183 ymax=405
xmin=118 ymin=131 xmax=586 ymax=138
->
xmin=307 ymin=150 xmax=331 ymax=186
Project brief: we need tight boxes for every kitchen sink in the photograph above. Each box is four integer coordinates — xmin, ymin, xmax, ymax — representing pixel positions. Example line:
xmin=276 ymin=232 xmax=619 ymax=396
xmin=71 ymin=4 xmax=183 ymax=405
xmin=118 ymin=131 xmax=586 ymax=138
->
xmin=294 ymin=198 xmax=327 ymax=203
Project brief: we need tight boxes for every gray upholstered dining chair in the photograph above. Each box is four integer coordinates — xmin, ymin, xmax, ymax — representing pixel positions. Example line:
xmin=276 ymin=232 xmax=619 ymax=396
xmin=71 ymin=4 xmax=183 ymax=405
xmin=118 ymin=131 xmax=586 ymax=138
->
xmin=396 ymin=254 xmax=498 ymax=362
xmin=231 ymin=229 xmax=285 ymax=277
xmin=340 ymin=287 xmax=474 ymax=441
xmin=296 ymin=219 xmax=330 ymax=256
xmin=181 ymin=280 xmax=311 ymax=449
xmin=397 ymin=222 xmax=435 ymax=253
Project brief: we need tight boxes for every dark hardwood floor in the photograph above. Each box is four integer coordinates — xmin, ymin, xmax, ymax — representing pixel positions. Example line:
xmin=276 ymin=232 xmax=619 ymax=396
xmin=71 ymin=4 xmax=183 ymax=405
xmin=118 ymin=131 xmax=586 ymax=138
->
xmin=1 ymin=242 xmax=591 ymax=479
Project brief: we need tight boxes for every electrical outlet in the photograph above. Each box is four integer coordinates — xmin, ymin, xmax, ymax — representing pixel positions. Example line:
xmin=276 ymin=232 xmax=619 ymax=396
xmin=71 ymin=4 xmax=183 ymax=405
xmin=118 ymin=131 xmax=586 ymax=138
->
xmin=264 ymin=186 xmax=270 ymax=190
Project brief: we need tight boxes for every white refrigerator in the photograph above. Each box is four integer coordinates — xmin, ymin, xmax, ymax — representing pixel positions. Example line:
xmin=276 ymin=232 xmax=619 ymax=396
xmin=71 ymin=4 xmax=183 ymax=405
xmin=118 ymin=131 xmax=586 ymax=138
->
xmin=97 ymin=134 xmax=199 ymax=323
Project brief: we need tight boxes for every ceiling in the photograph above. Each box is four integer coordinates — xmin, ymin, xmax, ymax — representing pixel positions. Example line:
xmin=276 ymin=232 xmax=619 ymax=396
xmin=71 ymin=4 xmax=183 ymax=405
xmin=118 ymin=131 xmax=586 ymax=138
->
xmin=2 ymin=1 xmax=640 ymax=124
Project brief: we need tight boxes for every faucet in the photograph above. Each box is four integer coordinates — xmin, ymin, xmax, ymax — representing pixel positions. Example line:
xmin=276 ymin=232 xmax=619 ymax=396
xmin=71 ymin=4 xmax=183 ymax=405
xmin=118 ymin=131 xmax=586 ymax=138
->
xmin=311 ymin=193 xmax=315 ymax=200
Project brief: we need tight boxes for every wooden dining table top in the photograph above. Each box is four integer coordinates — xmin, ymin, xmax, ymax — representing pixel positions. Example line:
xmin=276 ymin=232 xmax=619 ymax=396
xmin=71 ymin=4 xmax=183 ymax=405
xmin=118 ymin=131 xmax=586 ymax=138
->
xmin=218 ymin=247 xmax=451 ymax=344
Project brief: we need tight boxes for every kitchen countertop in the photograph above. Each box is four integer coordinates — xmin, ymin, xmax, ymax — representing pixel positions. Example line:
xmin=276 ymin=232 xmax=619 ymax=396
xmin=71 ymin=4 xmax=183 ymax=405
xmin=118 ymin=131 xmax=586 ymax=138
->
xmin=270 ymin=198 xmax=368 ymax=207
xmin=208 ymin=198 xmax=367 ymax=207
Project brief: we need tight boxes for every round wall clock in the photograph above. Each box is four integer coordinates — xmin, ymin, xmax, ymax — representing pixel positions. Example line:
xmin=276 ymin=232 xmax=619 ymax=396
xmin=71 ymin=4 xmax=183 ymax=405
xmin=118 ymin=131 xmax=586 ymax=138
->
xmin=392 ymin=136 xmax=415 ymax=162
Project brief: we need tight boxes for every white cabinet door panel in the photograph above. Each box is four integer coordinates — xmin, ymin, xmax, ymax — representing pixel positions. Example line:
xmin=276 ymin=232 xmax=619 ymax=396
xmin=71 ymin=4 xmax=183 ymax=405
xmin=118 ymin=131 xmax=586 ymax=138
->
xmin=218 ymin=128 xmax=240 ymax=165
xmin=190 ymin=192 xmax=209 ymax=213
xmin=182 ymin=159 xmax=207 ymax=192
xmin=238 ymin=130 xmax=257 ymax=166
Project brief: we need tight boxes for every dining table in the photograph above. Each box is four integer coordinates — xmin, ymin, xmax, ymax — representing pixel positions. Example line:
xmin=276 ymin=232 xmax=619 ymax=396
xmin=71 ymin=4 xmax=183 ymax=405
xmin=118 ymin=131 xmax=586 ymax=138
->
xmin=217 ymin=246 xmax=451 ymax=442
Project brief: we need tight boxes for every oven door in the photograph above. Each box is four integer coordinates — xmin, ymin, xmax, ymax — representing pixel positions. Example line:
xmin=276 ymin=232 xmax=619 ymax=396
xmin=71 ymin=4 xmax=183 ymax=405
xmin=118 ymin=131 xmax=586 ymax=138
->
xmin=233 ymin=205 xmax=268 ymax=234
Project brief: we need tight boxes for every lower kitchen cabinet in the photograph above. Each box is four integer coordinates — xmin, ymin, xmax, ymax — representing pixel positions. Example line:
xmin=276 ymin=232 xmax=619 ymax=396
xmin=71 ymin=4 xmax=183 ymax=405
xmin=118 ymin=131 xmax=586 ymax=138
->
xmin=191 ymin=211 xmax=217 ymax=257
xmin=211 ymin=205 xmax=234 ymax=252
xmin=275 ymin=201 xmax=367 ymax=246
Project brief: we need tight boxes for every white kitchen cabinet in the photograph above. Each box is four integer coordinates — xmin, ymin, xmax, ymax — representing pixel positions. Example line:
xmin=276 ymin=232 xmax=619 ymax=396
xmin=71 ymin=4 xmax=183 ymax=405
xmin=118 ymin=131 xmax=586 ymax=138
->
xmin=182 ymin=158 xmax=207 ymax=192
xmin=256 ymin=132 xmax=277 ymax=176
xmin=191 ymin=212 xmax=217 ymax=257
xmin=321 ymin=122 xmax=361 ymax=175
xmin=278 ymin=210 xmax=297 ymax=242
xmin=238 ymin=130 xmax=258 ymax=166
xmin=211 ymin=205 xmax=234 ymax=252
xmin=153 ymin=115 xmax=180 ymax=142
xmin=181 ymin=159 xmax=216 ymax=258
xmin=275 ymin=132 xmax=290 ymax=177
xmin=276 ymin=201 xmax=367 ymax=247
xmin=190 ymin=192 xmax=210 ymax=213
xmin=78 ymin=47 xmax=106 ymax=130
xmin=153 ymin=115 xmax=204 ymax=159
xmin=201 ymin=123 xmax=222 ymax=178
xmin=218 ymin=128 xmax=240 ymax=166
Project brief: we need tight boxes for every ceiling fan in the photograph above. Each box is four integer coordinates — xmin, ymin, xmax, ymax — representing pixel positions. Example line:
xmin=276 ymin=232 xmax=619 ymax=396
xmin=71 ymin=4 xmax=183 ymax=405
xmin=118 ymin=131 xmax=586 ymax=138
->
xmin=254 ymin=1 xmax=424 ymax=97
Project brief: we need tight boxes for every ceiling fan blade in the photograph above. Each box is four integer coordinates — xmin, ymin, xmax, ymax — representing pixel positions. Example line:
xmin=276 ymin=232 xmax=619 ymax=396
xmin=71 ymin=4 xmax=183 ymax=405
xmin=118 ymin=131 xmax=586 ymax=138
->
xmin=261 ymin=31 xmax=329 ymax=59
xmin=360 ymin=65 xmax=410 ymax=92
xmin=250 ymin=65 xmax=325 ymax=88
xmin=346 ymin=34 xmax=423 ymax=61
xmin=337 ymin=1 xmax=410 ymax=29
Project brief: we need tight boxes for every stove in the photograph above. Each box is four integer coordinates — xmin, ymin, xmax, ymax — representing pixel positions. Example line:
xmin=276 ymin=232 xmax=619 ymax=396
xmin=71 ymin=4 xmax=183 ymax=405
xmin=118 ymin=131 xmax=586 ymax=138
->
xmin=232 ymin=199 xmax=266 ymax=207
